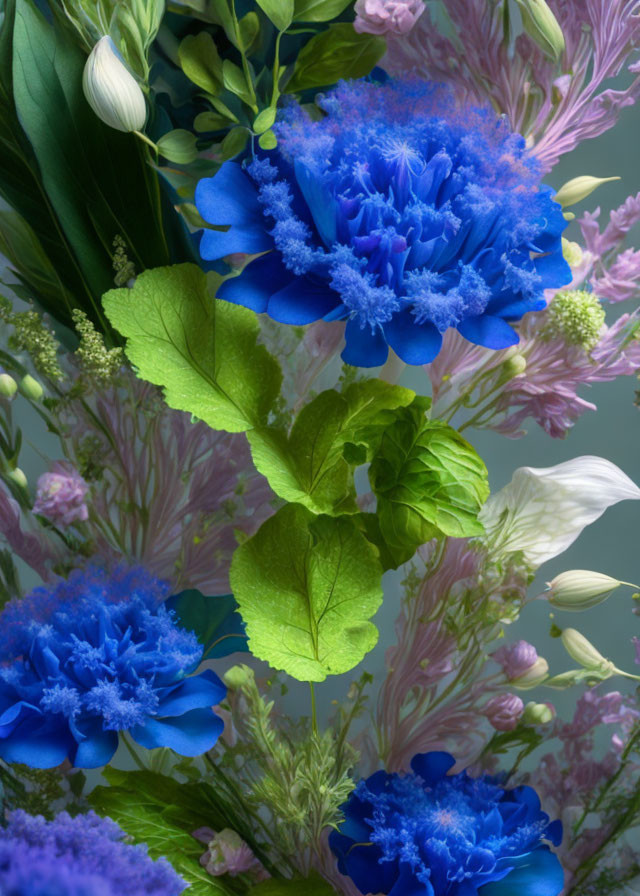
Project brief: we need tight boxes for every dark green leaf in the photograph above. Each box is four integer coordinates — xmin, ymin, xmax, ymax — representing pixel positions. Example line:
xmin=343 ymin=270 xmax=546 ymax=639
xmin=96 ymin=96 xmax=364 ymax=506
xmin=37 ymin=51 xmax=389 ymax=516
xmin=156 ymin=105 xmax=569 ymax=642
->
xmin=157 ymin=129 xmax=199 ymax=164
xmin=293 ymin=0 xmax=354 ymax=22
xmin=285 ymin=24 xmax=385 ymax=93
xmin=221 ymin=125 xmax=250 ymax=159
xmin=103 ymin=264 xmax=282 ymax=433
xmin=166 ymin=590 xmax=248 ymax=659
xmin=250 ymin=874 xmax=334 ymax=895
xmin=230 ymin=504 xmax=383 ymax=681
xmin=239 ymin=11 xmax=261 ymax=52
xmin=369 ymin=403 xmax=490 ymax=559
xmin=222 ymin=58 xmax=254 ymax=105
xmin=248 ymin=380 xmax=415 ymax=515
xmin=256 ymin=0 xmax=295 ymax=32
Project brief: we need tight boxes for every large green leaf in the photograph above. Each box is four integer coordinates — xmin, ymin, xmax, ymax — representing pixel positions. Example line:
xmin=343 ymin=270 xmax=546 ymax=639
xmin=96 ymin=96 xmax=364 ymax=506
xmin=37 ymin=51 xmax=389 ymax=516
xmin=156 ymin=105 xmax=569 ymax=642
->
xmin=250 ymin=874 xmax=334 ymax=895
xmin=248 ymin=380 xmax=415 ymax=515
xmin=285 ymin=24 xmax=385 ymax=93
xmin=293 ymin=0 xmax=354 ymax=22
xmin=230 ymin=504 xmax=383 ymax=681
xmin=103 ymin=264 xmax=282 ymax=432
xmin=256 ymin=0 xmax=294 ymax=31
xmin=89 ymin=769 xmax=233 ymax=895
xmin=8 ymin=0 xmax=172 ymax=334
xmin=369 ymin=402 xmax=490 ymax=561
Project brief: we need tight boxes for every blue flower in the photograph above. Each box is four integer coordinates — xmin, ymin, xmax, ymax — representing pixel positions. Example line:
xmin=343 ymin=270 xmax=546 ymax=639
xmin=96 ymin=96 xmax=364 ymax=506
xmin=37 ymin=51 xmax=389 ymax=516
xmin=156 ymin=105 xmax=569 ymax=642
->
xmin=0 ymin=809 xmax=186 ymax=895
xmin=195 ymin=80 xmax=571 ymax=368
xmin=0 ymin=567 xmax=226 ymax=768
xmin=329 ymin=751 xmax=564 ymax=896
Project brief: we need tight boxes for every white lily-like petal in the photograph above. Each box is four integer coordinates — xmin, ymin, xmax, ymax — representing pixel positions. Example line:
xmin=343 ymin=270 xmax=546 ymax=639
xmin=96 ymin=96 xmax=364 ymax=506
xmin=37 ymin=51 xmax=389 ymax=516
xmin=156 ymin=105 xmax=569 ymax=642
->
xmin=82 ymin=36 xmax=146 ymax=133
xmin=479 ymin=455 xmax=640 ymax=568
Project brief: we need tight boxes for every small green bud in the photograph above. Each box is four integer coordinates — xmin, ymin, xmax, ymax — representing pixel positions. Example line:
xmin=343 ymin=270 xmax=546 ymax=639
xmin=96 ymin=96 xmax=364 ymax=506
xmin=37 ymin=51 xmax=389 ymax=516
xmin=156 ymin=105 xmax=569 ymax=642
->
xmin=544 ymin=670 xmax=587 ymax=689
xmin=19 ymin=374 xmax=44 ymax=401
xmin=496 ymin=353 xmax=527 ymax=386
xmin=521 ymin=701 xmax=555 ymax=725
xmin=544 ymin=290 xmax=605 ymax=351
xmin=0 ymin=373 xmax=18 ymax=398
xmin=511 ymin=656 xmax=549 ymax=688
xmin=561 ymin=628 xmax=614 ymax=674
xmin=554 ymin=176 xmax=620 ymax=209
xmin=515 ymin=0 xmax=565 ymax=60
xmin=83 ymin=36 xmax=147 ymax=133
xmin=7 ymin=467 xmax=27 ymax=489
xmin=547 ymin=569 xmax=622 ymax=611
xmin=561 ymin=238 xmax=583 ymax=268
xmin=223 ymin=664 xmax=254 ymax=690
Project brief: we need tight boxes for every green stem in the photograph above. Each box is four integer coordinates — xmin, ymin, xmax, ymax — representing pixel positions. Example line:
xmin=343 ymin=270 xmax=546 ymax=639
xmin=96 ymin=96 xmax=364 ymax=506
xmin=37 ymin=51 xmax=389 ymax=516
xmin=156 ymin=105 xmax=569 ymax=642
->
xmin=134 ymin=130 xmax=159 ymax=153
xmin=230 ymin=0 xmax=258 ymax=112
xmin=309 ymin=682 xmax=318 ymax=736
xmin=121 ymin=733 xmax=146 ymax=770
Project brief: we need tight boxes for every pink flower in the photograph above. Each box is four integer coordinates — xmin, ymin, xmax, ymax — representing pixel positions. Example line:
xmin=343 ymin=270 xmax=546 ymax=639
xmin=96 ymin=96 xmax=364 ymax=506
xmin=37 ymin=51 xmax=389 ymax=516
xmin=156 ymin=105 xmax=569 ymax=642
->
xmin=354 ymin=0 xmax=424 ymax=36
xmin=484 ymin=694 xmax=524 ymax=732
xmin=492 ymin=640 xmax=539 ymax=680
xmin=33 ymin=462 xmax=89 ymax=527
xmin=192 ymin=828 xmax=268 ymax=881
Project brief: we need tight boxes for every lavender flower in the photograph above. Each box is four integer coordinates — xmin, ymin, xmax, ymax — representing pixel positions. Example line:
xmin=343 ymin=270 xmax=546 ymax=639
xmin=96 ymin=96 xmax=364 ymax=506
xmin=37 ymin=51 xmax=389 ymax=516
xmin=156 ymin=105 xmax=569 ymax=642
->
xmin=33 ymin=462 xmax=89 ymax=527
xmin=492 ymin=641 xmax=540 ymax=681
xmin=384 ymin=0 xmax=640 ymax=171
xmin=0 ymin=810 xmax=186 ymax=895
xmin=192 ymin=827 xmax=268 ymax=881
xmin=0 ymin=566 xmax=226 ymax=768
xmin=354 ymin=0 xmax=425 ymax=35
xmin=484 ymin=693 xmax=525 ymax=731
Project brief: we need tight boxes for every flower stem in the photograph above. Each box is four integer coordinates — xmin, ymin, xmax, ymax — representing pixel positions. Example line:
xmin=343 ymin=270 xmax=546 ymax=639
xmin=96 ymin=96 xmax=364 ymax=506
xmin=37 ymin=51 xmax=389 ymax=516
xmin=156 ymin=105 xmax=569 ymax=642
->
xmin=309 ymin=682 xmax=318 ymax=736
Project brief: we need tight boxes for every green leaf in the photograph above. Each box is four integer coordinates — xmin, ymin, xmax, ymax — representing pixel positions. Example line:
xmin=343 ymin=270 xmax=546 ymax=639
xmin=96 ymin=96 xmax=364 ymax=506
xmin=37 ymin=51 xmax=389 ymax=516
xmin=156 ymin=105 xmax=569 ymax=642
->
xmin=222 ymin=58 xmax=255 ymax=105
xmin=239 ymin=11 xmax=262 ymax=52
xmin=157 ymin=129 xmax=199 ymax=164
xmin=250 ymin=874 xmax=334 ymax=895
xmin=178 ymin=32 xmax=223 ymax=95
xmin=194 ymin=110 xmax=232 ymax=132
xmin=103 ymin=264 xmax=282 ymax=433
xmin=248 ymin=380 xmax=415 ymax=515
xmin=258 ymin=129 xmax=277 ymax=150
xmin=369 ymin=403 xmax=490 ymax=560
xmin=230 ymin=504 xmax=383 ymax=682
xmin=293 ymin=0 xmax=354 ymax=21
xmin=221 ymin=125 xmax=250 ymax=158
xmin=285 ymin=24 xmax=385 ymax=93
xmin=253 ymin=107 xmax=277 ymax=134
xmin=89 ymin=769 xmax=233 ymax=895
xmin=166 ymin=590 xmax=248 ymax=659
xmin=256 ymin=0 xmax=294 ymax=32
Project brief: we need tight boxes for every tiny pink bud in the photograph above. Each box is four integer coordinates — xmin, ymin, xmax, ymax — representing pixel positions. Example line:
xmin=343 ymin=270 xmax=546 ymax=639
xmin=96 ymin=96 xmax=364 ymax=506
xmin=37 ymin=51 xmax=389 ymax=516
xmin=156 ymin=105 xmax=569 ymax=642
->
xmin=354 ymin=0 xmax=425 ymax=36
xmin=33 ymin=462 xmax=89 ymax=527
xmin=484 ymin=694 xmax=525 ymax=732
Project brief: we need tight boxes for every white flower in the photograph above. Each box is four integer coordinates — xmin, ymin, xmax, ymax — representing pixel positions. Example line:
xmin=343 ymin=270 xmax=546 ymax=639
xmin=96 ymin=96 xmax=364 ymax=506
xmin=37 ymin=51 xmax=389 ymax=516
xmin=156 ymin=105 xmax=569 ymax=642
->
xmin=546 ymin=569 xmax=623 ymax=611
xmin=479 ymin=456 xmax=640 ymax=568
xmin=82 ymin=36 xmax=146 ymax=133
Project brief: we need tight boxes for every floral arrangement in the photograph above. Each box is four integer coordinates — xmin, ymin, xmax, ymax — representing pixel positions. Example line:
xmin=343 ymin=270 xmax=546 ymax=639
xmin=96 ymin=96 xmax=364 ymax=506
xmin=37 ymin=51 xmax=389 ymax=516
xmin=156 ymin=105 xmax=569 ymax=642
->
xmin=0 ymin=1 xmax=639 ymax=894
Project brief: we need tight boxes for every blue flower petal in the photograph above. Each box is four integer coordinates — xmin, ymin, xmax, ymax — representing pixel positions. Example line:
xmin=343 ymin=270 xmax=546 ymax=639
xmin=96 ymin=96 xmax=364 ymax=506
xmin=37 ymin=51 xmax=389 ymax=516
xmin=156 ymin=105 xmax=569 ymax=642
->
xmin=0 ymin=715 xmax=70 ymax=768
xmin=200 ymin=227 xmax=273 ymax=262
xmin=546 ymin=820 xmax=563 ymax=847
xmin=533 ymin=252 xmax=572 ymax=289
xmin=389 ymin=863 xmax=435 ymax=896
xmin=218 ymin=252 xmax=292 ymax=313
xmin=195 ymin=162 xmax=263 ymax=229
xmin=268 ymin=279 xmax=339 ymax=325
xmin=384 ymin=310 xmax=442 ymax=365
xmin=294 ymin=160 xmax=338 ymax=247
xmin=158 ymin=670 xmax=226 ymax=718
xmin=338 ymin=842 xmax=397 ymax=896
xmin=131 ymin=708 xmax=224 ymax=756
xmin=342 ymin=320 xmax=389 ymax=368
xmin=486 ymin=848 xmax=564 ymax=896
xmin=457 ymin=315 xmax=520 ymax=349
xmin=72 ymin=723 xmax=119 ymax=769
xmin=410 ymin=751 xmax=456 ymax=785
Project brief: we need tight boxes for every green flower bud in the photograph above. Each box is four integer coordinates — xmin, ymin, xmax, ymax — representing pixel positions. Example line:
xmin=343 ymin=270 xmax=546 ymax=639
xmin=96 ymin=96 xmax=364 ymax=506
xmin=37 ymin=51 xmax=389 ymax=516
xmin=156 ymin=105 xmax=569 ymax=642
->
xmin=521 ymin=701 xmax=555 ymax=725
xmin=19 ymin=374 xmax=44 ymax=401
xmin=544 ymin=670 xmax=587 ymax=689
xmin=7 ymin=467 xmax=27 ymax=489
xmin=83 ymin=36 xmax=147 ymax=133
xmin=223 ymin=664 xmax=254 ymax=690
xmin=547 ymin=569 xmax=622 ymax=611
xmin=544 ymin=290 xmax=605 ymax=351
xmin=512 ymin=656 xmax=549 ymax=688
xmin=554 ymin=176 xmax=620 ymax=209
xmin=561 ymin=628 xmax=614 ymax=674
xmin=0 ymin=373 xmax=18 ymax=398
xmin=515 ymin=0 xmax=565 ymax=60
xmin=561 ymin=238 xmax=583 ymax=268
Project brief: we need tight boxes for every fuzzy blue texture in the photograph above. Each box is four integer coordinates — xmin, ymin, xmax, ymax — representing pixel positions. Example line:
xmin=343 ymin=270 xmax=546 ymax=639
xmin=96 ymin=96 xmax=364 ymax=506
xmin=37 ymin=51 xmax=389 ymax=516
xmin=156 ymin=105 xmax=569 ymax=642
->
xmin=0 ymin=567 xmax=226 ymax=768
xmin=195 ymin=80 xmax=571 ymax=367
xmin=329 ymin=752 xmax=564 ymax=896
xmin=0 ymin=810 xmax=186 ymax=895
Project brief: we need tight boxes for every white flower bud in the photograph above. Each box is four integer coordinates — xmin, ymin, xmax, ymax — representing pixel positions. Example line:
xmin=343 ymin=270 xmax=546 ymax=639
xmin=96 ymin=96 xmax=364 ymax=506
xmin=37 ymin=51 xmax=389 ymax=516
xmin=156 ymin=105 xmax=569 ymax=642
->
xmin=515 ymin=0 xmax=565 ymax=60
xmin=547 ymin=570 xmax=622 ymax=611
xmin=7 ymin=468 xmax=27 ymax=489
xmin=554 ymin=176 xmax=620 ymax=209
xmin=83 ymin=36 xmax=146 ymax=133
xmin=511 ymin=656 xmax=549 ymax=689
xmin=561 ymin=628 xmax=614 ymax=674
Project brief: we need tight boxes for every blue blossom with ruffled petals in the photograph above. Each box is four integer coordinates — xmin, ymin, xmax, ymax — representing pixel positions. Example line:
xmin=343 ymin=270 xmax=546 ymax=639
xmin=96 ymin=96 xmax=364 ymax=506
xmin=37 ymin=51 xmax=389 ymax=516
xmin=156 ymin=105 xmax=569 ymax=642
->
xmin=0 ymin=810 xmax=186 ymax=895
xmin=0 ymin=566 xmax=226 ymax=768
xmin=329 ymin=751 xmax=564 ymax=896
xmin=195 ymin=80 xmax=571 ymax=368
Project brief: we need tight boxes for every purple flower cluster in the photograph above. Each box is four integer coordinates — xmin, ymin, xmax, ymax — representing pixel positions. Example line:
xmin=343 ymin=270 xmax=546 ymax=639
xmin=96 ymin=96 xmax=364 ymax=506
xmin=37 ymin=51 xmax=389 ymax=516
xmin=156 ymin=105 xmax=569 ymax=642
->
xmin=33 ymin=461 xmax=89 ymax=527
xmin=0 ymin=810 xmax=186 ymax=896
xmin=0 ymin=566 xmax=225 ymax=768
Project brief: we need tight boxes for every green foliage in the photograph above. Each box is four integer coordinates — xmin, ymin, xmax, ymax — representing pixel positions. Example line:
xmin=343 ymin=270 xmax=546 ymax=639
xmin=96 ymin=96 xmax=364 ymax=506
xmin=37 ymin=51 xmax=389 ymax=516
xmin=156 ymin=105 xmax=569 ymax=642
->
xmin=157 ymin=128 xmax=199 ymax=164
xmin=103 ymin=264 xmax=282 ymax=432
xmin=369 ymin=400 xmax=490 ymax=564
xmin=230 ymin=504 xmax=383 ymax=681
xmin=250 ymin=874 xmax=335 ymax=895
xmin=255 ymin=0 xmax=294 ymax=32
xmin=285 ymin=24 xmax=386 ymax=93
xmin=89 ymin=769 xmax=236 ymax=895
xmin=0 ymin=0 xmax=175 ymax=338
xmin=178 ymin=31 xmax=224 ymax=95
xmin=248 ymin=380 xmax=415 ymax=515
xmin=293 ymin=0 xmax=354 ymax=22
xmin=168 ymin=590 xmax=248 ymax=659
